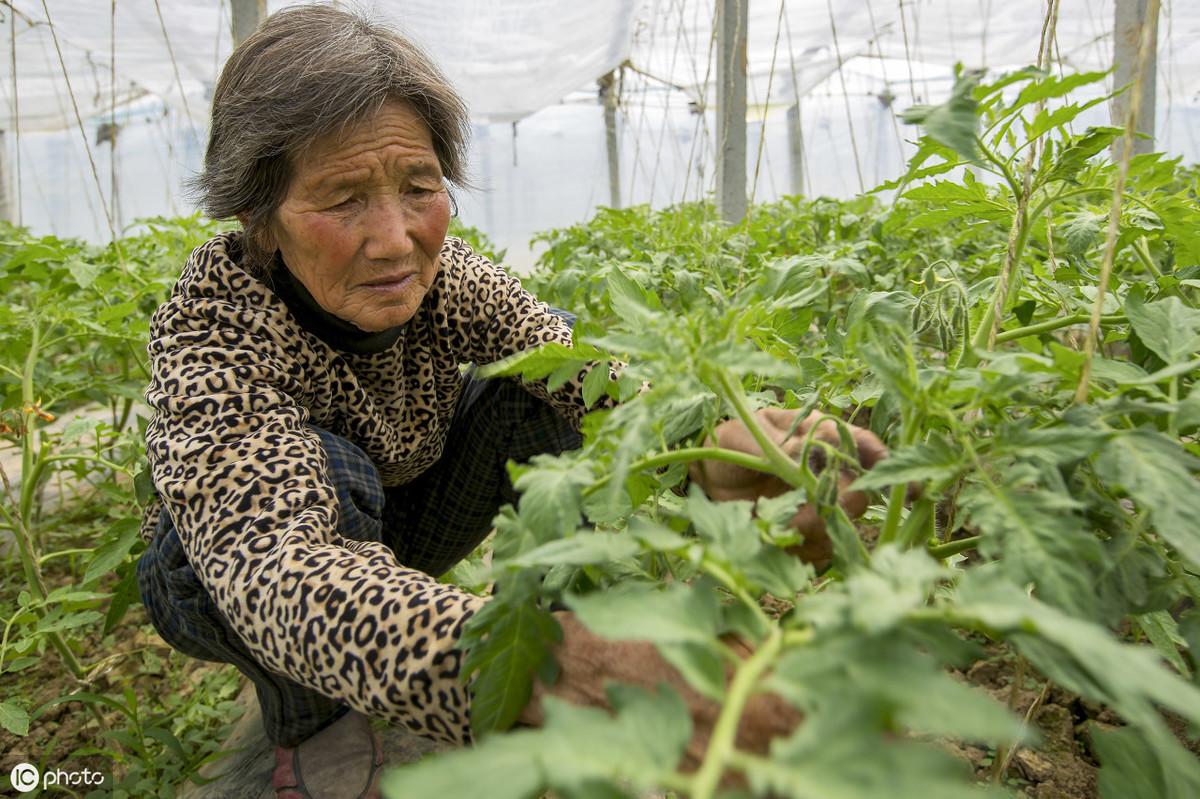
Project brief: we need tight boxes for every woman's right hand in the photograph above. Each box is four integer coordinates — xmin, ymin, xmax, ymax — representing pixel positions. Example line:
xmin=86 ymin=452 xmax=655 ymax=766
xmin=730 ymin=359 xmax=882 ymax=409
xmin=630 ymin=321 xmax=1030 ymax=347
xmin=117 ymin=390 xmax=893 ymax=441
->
xmin=518 ymin=612 xmax=799 ymax=777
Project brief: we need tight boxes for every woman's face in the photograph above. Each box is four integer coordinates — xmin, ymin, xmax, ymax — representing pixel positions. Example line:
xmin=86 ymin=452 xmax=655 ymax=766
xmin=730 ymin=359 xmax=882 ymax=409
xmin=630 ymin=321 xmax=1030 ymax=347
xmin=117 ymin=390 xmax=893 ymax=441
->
xmin=269 ymin=101 xmax=451 ymax=332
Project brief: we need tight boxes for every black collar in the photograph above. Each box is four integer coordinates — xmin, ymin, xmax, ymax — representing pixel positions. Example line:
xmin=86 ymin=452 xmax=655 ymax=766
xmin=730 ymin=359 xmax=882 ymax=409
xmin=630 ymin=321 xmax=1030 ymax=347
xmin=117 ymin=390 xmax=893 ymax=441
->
xmin=268 ymin=253 xmax=405 ymax=355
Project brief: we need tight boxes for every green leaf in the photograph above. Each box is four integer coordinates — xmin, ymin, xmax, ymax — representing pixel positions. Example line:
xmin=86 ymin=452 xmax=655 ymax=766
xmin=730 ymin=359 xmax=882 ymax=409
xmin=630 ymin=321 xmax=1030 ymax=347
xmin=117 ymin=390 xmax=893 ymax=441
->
xmin=566 ymin=582 xmax=719 ymax=645
xmin=1134 ymin=611 xmax=1189 ymax=678
xmin=507 ymin=531 xmax=639 ymax=570
xmin=656 ymin=642 xmax=726 ymax=701
xmin=510 ymin=454 xmax=593 ymax=541
xmin=746 ymin=705 xmax=1008 ymax=799
xmin=1096 ymin=430 xmax=1200 ymax=567
xmin=960 ymin=474 xmax=1103 ymax=617
xmin=382 ymin=731 xmax=543 ymax=799
xmin=581 ymin=362 xmax=611 ymax=408
xmin=606 ymin=266 xmax=662 ymax=323
xmin=460 ymin=587 xmax=561 ymax=736
xmin=0 ymin=700 xmax=29 ymax=736
xmin=955 ymin=570 xmax=1200 ymax=788
xmin=103 ymin=566 xmax=141 ymax=636
xmin=1012 ymin=71 xmax=1108 ymax=112
xmin=65 ymin=257 xmax=103 ymax=289
xmin=1125 ymin=293 xmax=1200 ymax=365
xmin=1093 ymin=725 xmax=1169 ymax=799
xmin=84 ymin=517 xmax=141 ymax=584
xmin=537 ymin=686 xmax=691 ymax=792
xmin=1044 ymin=126 xmax=1122 ymax=183
xmin=851 ymin=433 xmax=963 ymax=491
xmin=900 ymin=68 xmax=983 ymax=161
xmin=1178 ymin=385 xmax=1200 ymax=432
xmin=476 ymin=341 xmax=606 ymax=381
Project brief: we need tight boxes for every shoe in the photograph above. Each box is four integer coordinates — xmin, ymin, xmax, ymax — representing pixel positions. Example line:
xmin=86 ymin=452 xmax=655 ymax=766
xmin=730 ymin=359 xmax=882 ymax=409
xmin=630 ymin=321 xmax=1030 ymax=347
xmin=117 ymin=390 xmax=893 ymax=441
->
xmin=272 ymin=710 xmax=383 ymax=799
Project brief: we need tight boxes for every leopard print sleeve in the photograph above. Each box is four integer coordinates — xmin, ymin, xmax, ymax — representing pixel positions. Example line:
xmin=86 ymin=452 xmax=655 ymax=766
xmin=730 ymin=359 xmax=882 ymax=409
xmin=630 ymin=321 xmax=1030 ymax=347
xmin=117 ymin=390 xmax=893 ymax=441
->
xmin=145 ymin=286 xmax=485 ymax=745
xmin=434 ymin=238 xmax=623 ymax=431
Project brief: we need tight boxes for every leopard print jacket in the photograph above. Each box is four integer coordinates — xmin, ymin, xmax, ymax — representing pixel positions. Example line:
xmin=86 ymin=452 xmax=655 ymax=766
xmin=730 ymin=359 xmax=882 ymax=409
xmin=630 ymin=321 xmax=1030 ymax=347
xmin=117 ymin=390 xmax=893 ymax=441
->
xmin=140 ymin=231 xmax=614 ymax=745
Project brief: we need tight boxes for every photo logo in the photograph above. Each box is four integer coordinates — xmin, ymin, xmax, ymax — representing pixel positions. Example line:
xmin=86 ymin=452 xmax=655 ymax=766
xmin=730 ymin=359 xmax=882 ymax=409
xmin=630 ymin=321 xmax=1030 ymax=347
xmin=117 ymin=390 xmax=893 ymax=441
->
xmin=9 ymin=762 xmax=39 ymax=792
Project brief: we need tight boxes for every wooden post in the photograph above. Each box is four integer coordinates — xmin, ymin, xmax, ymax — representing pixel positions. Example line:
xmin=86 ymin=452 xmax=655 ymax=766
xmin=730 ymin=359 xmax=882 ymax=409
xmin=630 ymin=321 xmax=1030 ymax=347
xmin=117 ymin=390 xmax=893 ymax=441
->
xmin=231 ymin=0 xmax=266 ymax=47
xmin=1111 ymin=0 xmax=1158 ymax=158
xmin=716 ymin=0 xmax=747 ymax=224
xmin=599 ymin=71 xmax=622 ymax=209
xmin=0 ymin=129 xmax=9 ymax=223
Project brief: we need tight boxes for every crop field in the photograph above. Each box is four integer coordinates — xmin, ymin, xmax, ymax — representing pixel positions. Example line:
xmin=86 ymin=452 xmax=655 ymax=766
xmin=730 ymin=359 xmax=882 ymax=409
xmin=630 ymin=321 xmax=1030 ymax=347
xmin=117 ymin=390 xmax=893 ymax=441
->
xmin=2 ymin=67 xmax=1199 ymax=797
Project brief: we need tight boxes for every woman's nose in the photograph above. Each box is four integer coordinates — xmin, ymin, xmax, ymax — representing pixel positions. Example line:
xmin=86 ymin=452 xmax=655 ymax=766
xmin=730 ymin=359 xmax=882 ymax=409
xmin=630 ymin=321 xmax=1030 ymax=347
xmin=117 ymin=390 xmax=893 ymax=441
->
xmin=362 ymin=195 xmax=415 ymax=262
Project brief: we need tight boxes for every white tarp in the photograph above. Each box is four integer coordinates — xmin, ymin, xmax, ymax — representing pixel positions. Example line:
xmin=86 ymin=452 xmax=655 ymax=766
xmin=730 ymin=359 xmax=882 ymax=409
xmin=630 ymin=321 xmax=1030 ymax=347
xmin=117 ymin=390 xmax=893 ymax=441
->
xmin=4 ymin=1 xmax=1198 ymax=133
xmin=1 ymin=1 xmax=1197 ymax=256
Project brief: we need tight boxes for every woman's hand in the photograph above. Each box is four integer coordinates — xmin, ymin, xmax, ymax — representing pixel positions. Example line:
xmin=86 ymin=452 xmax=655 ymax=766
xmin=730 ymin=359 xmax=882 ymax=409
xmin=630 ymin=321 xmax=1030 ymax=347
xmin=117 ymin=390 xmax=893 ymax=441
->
xmin=688 ymin=408 xmax=888 ymax=567
xmin=519 ymin=612 xmax=798 ymax=779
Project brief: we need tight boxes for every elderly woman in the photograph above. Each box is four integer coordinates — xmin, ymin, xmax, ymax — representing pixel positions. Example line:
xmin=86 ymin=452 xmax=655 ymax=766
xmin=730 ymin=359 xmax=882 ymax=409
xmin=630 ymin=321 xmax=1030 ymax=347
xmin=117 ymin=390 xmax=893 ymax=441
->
xmin=135 ymin=6 xmax=883 ymax=799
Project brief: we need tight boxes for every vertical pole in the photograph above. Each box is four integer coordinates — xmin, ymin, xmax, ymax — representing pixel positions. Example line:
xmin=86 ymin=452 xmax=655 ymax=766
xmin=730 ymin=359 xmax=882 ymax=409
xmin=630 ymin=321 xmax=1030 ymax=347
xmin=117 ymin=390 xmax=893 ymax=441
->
xmin=786 ymin=100 xmax=803 ymax=197
xmin=716 ymin=0 xmax=747 ymax=224
xmin=231 ymin=0 xmax=266 ymax=47
xmin=0 ymin=130 xmax=9 ymax=223
xmin=599 ymin=70 xmax=622 ymax=209
xmin=1111 ymin=0 xmax=1158 ymax=158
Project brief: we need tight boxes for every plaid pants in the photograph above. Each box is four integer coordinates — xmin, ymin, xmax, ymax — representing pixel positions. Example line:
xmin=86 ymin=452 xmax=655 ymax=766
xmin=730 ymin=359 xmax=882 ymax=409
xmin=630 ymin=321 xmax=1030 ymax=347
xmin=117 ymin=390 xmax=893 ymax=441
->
xmin=137 ymin=321 xmax=581 ymax=746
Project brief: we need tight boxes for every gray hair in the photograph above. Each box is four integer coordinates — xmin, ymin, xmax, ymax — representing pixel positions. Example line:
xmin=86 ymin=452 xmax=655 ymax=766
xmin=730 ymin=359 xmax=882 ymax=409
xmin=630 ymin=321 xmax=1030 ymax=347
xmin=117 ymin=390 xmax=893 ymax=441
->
xmin=191 ymin=4 xmax=471 ymax=274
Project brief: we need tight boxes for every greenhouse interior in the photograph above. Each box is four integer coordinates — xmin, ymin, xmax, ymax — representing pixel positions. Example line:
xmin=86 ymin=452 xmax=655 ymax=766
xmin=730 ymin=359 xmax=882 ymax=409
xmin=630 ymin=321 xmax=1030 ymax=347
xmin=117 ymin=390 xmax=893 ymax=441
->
xmin=1 ymin=0 xmax=1199 ymax=797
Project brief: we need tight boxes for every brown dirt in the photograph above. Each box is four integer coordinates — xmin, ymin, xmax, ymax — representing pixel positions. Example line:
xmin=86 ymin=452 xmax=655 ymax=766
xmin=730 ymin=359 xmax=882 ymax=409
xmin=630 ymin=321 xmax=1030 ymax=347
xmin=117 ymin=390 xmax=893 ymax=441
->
xmin=950 ymin=648 xmax=1105 ymax=798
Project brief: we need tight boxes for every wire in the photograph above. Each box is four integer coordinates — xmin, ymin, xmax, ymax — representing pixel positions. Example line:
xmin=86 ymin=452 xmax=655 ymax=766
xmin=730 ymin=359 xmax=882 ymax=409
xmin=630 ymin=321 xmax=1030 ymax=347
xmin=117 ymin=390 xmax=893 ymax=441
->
xmin=749 ymin=0 xmax=786 ymax=210
xmin=825 ymin=0 xmax=865 ymax=193
xmin=677 ymin=0 xmax=718 ymax=208
xmin=110 ymin=0 xmax=119 ymax=232
xmin=782 ymin=3 xmax=813 ymax=198
xmin=8 ymin=0 xmax=21 ymax=225
xmin=39 ymin=0 xmax=117 ymax=242
xmin=897 ymin=0 xmax=918 ymax=103
xmin=648 ymin=0 xmax=688 ymax=206
xmin=864 ymin=0 xmax=907 ymax=181
xmin=152 ymin=0 xmax=199 ymax=146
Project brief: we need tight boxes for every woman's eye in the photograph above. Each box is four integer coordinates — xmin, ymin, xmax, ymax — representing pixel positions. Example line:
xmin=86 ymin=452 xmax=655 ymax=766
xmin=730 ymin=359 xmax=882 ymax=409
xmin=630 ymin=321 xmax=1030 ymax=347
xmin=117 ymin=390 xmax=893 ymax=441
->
xmin=329 ymin=196 xmax=359 ymax=211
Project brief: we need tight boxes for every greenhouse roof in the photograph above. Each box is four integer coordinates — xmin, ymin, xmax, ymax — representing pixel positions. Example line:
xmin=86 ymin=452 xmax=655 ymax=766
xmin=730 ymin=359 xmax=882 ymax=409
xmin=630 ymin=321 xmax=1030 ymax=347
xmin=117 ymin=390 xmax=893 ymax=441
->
xmin=3 ymin=0 xmax=1198 ymax=133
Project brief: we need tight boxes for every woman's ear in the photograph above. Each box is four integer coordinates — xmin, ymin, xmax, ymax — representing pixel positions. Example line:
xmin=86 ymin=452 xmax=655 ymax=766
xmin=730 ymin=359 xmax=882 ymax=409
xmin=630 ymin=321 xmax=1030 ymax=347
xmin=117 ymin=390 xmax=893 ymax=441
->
xmin=241 ymin=213 xmax=277 ymax=254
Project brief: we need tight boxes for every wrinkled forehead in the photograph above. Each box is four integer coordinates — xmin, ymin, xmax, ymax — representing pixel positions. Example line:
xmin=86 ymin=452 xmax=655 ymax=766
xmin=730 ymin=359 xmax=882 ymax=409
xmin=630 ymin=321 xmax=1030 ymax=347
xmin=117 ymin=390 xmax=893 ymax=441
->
xmin=288 ymin=100 xmax=442 ymax=186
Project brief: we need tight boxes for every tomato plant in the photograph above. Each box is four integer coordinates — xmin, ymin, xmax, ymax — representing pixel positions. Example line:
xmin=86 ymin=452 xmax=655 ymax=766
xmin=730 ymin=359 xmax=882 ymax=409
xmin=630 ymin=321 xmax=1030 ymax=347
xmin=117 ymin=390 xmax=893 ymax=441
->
xmin=386 ymin=68 xmax=1200 ymax=799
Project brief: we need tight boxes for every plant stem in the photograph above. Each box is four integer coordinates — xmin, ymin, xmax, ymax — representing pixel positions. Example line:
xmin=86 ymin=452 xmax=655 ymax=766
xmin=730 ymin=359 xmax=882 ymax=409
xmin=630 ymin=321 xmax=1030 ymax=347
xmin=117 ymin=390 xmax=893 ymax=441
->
xmin=702 ymin=560 xmax=772 ymax=636
xmin=994 ymin=313 xmax=1126 ymax=343
xmin=690 ymin=627 xmax=783 ymax=799
xmin=1133 ymin=237 xmax=1163 ymax=278
xmin=582 ymin=447 xmax=784 ymax=498
xmin=877 ymin=483 xmax=909 ymax=546
xmin=0 ymin=466 xmax=101 ymax=705
xmin=1074 ymin=0 xmax=1158 ymax=404
xmin=927 ymin=536 xmax=981 ymax=559
xmin=714 ymin=369 xmax=806 ymax=488
xmin=878 ymin=408 xmax=920 ymax=546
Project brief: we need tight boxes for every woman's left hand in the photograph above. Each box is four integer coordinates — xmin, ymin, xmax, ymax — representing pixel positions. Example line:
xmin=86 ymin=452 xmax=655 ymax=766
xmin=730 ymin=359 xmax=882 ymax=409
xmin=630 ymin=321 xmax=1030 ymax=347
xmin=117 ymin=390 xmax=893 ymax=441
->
xmin=687 ymin=409 xmax=888 ymax=566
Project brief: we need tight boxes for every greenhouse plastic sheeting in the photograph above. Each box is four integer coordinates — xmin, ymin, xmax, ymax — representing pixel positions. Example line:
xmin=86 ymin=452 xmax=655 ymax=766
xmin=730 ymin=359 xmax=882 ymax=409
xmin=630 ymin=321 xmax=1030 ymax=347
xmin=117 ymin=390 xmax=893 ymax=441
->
xmin=3 ymin=1 xmax=1198 ymax=133
xmin=1 ymin=0 xmax=637 ymax=130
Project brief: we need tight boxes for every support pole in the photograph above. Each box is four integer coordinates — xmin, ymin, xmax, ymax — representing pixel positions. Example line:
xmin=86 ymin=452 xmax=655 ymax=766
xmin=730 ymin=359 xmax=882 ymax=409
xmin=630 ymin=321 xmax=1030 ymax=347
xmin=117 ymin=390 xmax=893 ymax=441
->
xmin=716 ymin=0 xmax=747 ymax=224
xmin=786 ymin=100 xmax=803 ymax=197
xmin=0 ymin=129 xmax=9 ymax=223
xmin=1111 ymin=0 xmax=1158 ymax=159
xmin=231 ymin=0 xmax=266 ymax=47
xmin=599 ymin=70 xmax=622 ymax=209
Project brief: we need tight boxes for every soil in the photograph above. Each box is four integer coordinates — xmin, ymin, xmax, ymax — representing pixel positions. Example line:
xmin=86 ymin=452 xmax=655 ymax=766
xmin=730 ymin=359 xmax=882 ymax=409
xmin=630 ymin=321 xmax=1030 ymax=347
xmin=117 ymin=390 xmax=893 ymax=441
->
xmin=948 ymin=648 xmax=1103 ymax=798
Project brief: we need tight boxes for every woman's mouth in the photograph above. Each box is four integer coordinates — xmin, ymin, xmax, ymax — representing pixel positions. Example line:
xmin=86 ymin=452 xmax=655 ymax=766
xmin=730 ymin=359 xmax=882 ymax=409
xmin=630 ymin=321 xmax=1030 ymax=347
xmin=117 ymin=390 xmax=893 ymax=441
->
xmin=363 ymin=273 xmax=416 ymax=293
